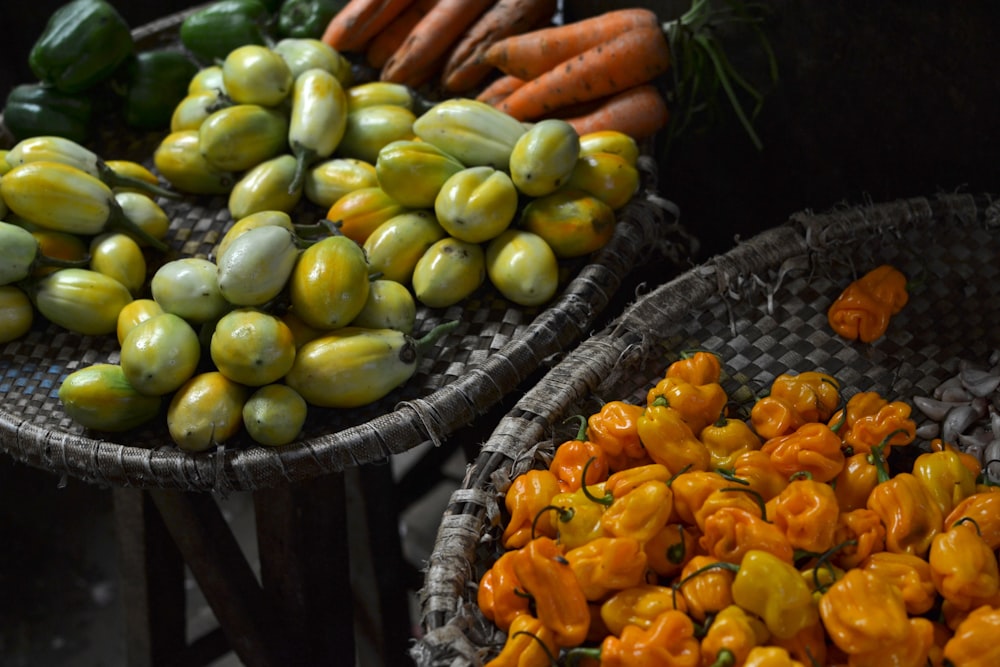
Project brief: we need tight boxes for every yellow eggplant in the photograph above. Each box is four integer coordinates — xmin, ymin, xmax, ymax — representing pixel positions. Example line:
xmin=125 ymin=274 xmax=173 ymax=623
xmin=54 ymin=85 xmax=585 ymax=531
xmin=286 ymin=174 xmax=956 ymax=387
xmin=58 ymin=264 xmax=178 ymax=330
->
xmin=114 ymin=192 xmax=171 ymax=248
xmin=578 ymin=130 xmax=640 ymax=166
xmin=170 ymin=88 xmax=230 ymax=132
xmin=28 ymin=268 xmax=133 ymax=336
xmin=120 ymin=312 xmax=201 ymax=396
xmin=103 ymin=159 xmax=166 ymax=195
xmin=228 ymin=154 xmax=302 ymax=220
xmin=150 ymin=257 xmax=230 ymax=324
xmin=519 ymin=188 xmax=616 ymax=258
xmin=215 ymin=210 xmax=296 ymax=260
xmin=222 ymin=45 xmax=294 ymax=107
xmin=565 ymin=152 xmax=640 ymax=211
xmin=350 ymin=278 xmax=417 ymax=334
xmin=210 ymin=308 xmax=297 ymax=387
xmin=58 ymin=364 xmax=162 ymax=432
xmin=289 ymin=234 xmax=370 ymax=330
xmin=346 ymin=81 xmax=429 ymax=112
xmin=374 ymin=139 xmax=465 ymax=209
xmin=272 ymin=37 xmax=352 ymax=84
xmin=188 ymin=65 xmax=226 ymax=95
xmin=325 ymin=186 xmax=407 ymax=244
xmin=284 ymin=321 xmax=458 ymax=408
xmin=154 ymin=130 xmax=237 ymax=195
xmin=242 ymin=383 xmax=308 ymax=447
xmin=199 ymin=104 xmax=290 ymax=172
xmin=5 ymin=135 xmax=178 ymax=200
xmin=1 ymin=220 xmax=89 ymax=285
xmin=0 ymin=285 xmax=34 ymax=343
xmin=485 ymin=229 xmax=559 ymax=307
xmin=288 ymin=68 xmax=348 ymax=193
xmin=508 ymin=118 xmax=581 ymax=198
xmin=433 ymin=166 xmax=518 ymax=244
xmin=303 ymin=157 xmax=379 ymax=209
xmin=412 ymin=98 xmax=526 ymax=171
xmin=88 ymin=232 xmax=147 ymax=296
xmin=411 ymin=237 xmax=486 ymax=309
xmin=167 ymin=371 xmax=249 ymax=451
xmin=216 ymin=224 xmax=300 ymax=306
xmin=1 ymin=161 xmax=168 ymax=251
xmin=363 ymin=210 xmax=447 ymax=285
xmin=336 ymin=104 xmax=416 ymax=165
xmin=116 ymin=298 xmax=165 ymax=346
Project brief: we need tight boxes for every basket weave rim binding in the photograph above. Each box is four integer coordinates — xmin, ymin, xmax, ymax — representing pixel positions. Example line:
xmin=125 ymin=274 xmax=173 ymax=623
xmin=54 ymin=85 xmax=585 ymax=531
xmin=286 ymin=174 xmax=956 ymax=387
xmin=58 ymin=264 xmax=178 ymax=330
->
xmin=0 ymin=11 xmax=693 ymax=492
xmin=411 ymin=191 xmax=1000 ymax=665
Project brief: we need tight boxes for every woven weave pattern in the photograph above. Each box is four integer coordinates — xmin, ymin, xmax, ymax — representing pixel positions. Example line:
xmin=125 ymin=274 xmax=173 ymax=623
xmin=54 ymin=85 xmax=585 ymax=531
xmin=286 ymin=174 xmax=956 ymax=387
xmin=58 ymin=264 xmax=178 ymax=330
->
xmin=412 ymin=193 xmax=1000 ymax=666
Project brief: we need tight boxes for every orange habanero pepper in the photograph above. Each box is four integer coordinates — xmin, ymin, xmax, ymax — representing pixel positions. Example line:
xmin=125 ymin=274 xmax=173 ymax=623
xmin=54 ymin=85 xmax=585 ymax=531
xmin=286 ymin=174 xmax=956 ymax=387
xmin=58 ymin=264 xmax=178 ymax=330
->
xmin=646 ymin=377 xmax=729 ymax=435
xmin=586 ymin=400 xmax=652 ymax=471
xmin=929 ymin=519 xmax=1000 ymax=612
xmin=833 ymin=451 xmax=881 ymax=512
xmin=944 ymin=491 xmax=1000 ymax=550
xmin=742 ymin=646 xmax=806 ymax=667
xmin=830 ymin=508 xmax=887 ymax=570
xmin=941 ymin=604 xmax=1000 ymax=667
xmin=827 ymin=264 xmax=908 ymax=343
xmin=700 ymin=414 xmax=763 ymax=470
xmin=859 ymin=551 xmax=937 ymax=616
xmin=699 ymin=603 xmax=770 ymax=667
xmin=675 ymin=555 xmax=736 ymax=622
xmin=573 ymin=609 xmax=702 ymax=667
xmin=840 ymin=398 xmax=916 ymax=455
xmin=699 ymin=505 xmax=795 ymax=565
xmin=769 ymin=371 xmax=841 ymax=423
xmin=730 ymin=449 xmax=789 ymax=501
xmin=866 ymin=471 xmax=943 ymax=558
xmin=502 ymin=468 xmax=561 ymax=549
xmin=484 ymin=612 xmax=559 ymax=667
xmin=760 ymin=422 xmax=846 ymax=483
xmin=669 ymin=470 xmax=734 ymax=525
xmin=644 ymin=522 xmax=700 ymax=579
xmin=665 ymin=350 xmax=722 ymax=386
xmin=566 ymin=536 xmax=650 ymax=601
xmin=765 ymin=475 xmax=840 ymax=554
xmin=749 ymin=395 xmax=807 ymax=440
xmin=600 ymin=584 xmax=688 ymax=636
xmin=845 ymin=616 xmax=936 ymax=667
xmin=478 ymin=550 xmax=532 ymax=631
xmin=510 ymin=536 xmax=591 ymax=647
xmin=605 ymin=463 xmax=672 ymax=499
xmin=819 ymin=567 xmax=910 ymax=655
xmin=637 ymin=400 xmax=711 ymax=473
xmin=549 ymin=417 xmax=610 ymax=493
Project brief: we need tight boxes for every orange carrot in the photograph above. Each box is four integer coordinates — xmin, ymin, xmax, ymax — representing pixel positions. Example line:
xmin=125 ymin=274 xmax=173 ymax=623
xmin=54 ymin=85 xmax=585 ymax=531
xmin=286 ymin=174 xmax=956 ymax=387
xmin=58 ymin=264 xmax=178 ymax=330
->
xmin=498 ymin=25 xmax=672 ymax=121
xmin=379 ymin=0 xmax=493 ymax=87
xmin=321 ymin=0 xmax=416 ymax=53
xmin=441 ymin=0 xmax=558 ymax=93
xmin=483 ymin=7 xmax=659 ymax=81
xmin=365 ymin=0 xmax=440 ymax=69
xmin=475 ymin=73 xmax=527 ymax=106
xmin=564 ymin=84 xmax=670 ymax=140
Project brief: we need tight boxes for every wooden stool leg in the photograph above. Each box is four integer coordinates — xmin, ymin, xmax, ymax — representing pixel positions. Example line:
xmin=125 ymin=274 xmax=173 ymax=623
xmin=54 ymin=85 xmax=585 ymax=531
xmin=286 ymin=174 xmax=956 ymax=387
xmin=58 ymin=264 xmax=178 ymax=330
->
xmin=254 ymin=472 xmax=353 ymax=665
xmin=113 ymin=487 xmax=187 ymax=667
xmin=149 ymin=489 xmax=295 ymax=667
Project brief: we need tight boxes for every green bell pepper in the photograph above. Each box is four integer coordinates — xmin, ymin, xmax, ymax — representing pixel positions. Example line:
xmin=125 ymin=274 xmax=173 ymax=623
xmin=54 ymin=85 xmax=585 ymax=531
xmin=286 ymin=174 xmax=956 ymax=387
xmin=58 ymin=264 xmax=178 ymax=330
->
xmin=122 ymin=50 xmax=200 ymax=130
xmin=179 ymin=0 xmax=273 ymax=64
xmin=3 ymin=83 xmax=95 ymax=143
xmin=277 ymin=0 xmax=346 ymax=39
xmin=28 ymin=0 xmax=135 ymax=94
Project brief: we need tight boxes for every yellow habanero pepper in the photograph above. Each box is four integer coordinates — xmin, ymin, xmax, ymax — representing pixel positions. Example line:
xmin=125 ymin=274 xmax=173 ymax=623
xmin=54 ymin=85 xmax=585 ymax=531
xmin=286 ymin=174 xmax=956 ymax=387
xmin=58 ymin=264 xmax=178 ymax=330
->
xmin=760 ymin=422 xmax=846 ymax=483
xmin=665 ymin=350 xmax=722 ymax=386
xmin=600 ymin=480 xmax=674 ymax=545
xmin=859 ymin=551 xmax=937 ymax=616
xmin=586 ymin=400 xmax=651 ymax=471
xmin=605 ymin=463 xmax=672 ymax=499
xmin=866 ymin=472 xmax=944 ymax=558
xmin=731 ymin=549 xmax=820 ymax=640
xmin=502 ymin=468 xmax=561 ymax=549
xmin=912 ymin=449 xmax=977 ymax=517
xmin=510 ymin=536 xmax=591 ymax=647
xmin=819 ymin=568 xmax=910 ymax=655
xmin=545 ymin=482 xmax=612 ymax=550
xmin=769 ymin=371 xmax=841 ymax=424
xmin=565 ymin=536 xmax=649 ymax=601
xmin=742 ymin=646 xmax=806 ymax=667
xmin=484 ymin=613 xmax=559 ymax=667
xmin=600 ymin=584 xmax=688 ymax=636
xmin=942 ymin=604 xmax=1000 ymax=667
xmin=700 ymin=414 xmax=763 ymax=470
xmin=646 ymin=377 xmax=729 ymax=435
xmin=765 ymin=475 xmax=840 ymax=554
xmin=637 ymin=401 xmax=711 ymax=473
xmin=699 ymin=604 xmax=770 ymax=667
xmin=929 ymin=519 xmax=1000 ymax=612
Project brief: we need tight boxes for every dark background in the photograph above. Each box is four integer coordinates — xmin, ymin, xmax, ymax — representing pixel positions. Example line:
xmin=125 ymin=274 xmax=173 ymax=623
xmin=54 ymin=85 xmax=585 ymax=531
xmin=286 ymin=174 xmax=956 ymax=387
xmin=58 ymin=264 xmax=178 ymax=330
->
xmin=4 ymin=0 xmax=1000 ymax=257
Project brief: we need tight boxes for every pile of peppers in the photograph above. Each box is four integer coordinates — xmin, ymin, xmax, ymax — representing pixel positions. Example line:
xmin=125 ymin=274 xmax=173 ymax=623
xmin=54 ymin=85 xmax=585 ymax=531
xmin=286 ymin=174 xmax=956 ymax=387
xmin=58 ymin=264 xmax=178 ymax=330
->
xmin=479 ymin=350 xmax=1000 ymax=666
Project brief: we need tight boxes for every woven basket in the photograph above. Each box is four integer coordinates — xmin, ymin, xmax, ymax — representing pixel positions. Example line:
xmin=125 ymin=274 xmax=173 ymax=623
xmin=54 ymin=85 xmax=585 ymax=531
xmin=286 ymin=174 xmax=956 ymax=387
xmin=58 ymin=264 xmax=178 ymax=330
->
xmin=0 ymin=13 xmax=694 ymax=492
xmin=411 ymin=192 xmax=1000 ymax=665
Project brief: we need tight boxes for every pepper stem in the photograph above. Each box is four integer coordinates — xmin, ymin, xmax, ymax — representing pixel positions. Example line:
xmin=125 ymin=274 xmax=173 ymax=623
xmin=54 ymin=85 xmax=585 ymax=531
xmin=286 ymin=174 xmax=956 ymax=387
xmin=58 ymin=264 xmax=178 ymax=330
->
xmin=708 ymin=649 xmax=737 ymax=667
xmin=579 ymin=457 xmax=614 ymax=506
xmin=564 ymin=414 xmax=588 ymax=441
xmin=719 ymin=485 xmax=768 ymax=521
xmin=32 ymin=253 xmax=92 ymax=272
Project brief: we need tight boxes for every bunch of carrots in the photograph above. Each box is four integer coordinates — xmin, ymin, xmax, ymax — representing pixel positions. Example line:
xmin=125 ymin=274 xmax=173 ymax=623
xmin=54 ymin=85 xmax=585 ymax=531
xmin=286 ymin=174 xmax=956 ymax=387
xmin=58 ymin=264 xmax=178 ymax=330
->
xmin=321 ymin=0 xmax=775 ymax=144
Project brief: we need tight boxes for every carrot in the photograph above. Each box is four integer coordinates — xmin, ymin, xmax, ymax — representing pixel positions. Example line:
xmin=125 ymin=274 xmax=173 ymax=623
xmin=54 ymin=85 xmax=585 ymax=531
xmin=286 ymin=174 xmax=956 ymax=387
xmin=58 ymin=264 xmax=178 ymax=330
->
xmin=321 ymin=0 xmax=416 ymax=53
xmin=564 ymin=84 xmax=670 ymax=140
xmin=441 ymin=0 xmax=558 ymax=93
xmin=365 ymin=0 xmax=440 ymax=69
xmin=498 ymin=25 xmax=672 ymax=121
xmin=379 ymin=0 xmax=493 ymax=87
xmin=482 ymin=7 xmax=659 ymax=81
xmin=475 ymin=73 xmax=527 ymax=107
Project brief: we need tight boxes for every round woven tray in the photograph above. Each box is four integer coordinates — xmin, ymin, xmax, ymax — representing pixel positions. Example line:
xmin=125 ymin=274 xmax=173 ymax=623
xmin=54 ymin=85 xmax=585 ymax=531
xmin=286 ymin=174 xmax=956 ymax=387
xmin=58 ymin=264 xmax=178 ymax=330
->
xmin=411 ymin=192 xmax=1000 ymax=665
xmin=0 ymin=13 xmax=694 ymax=492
